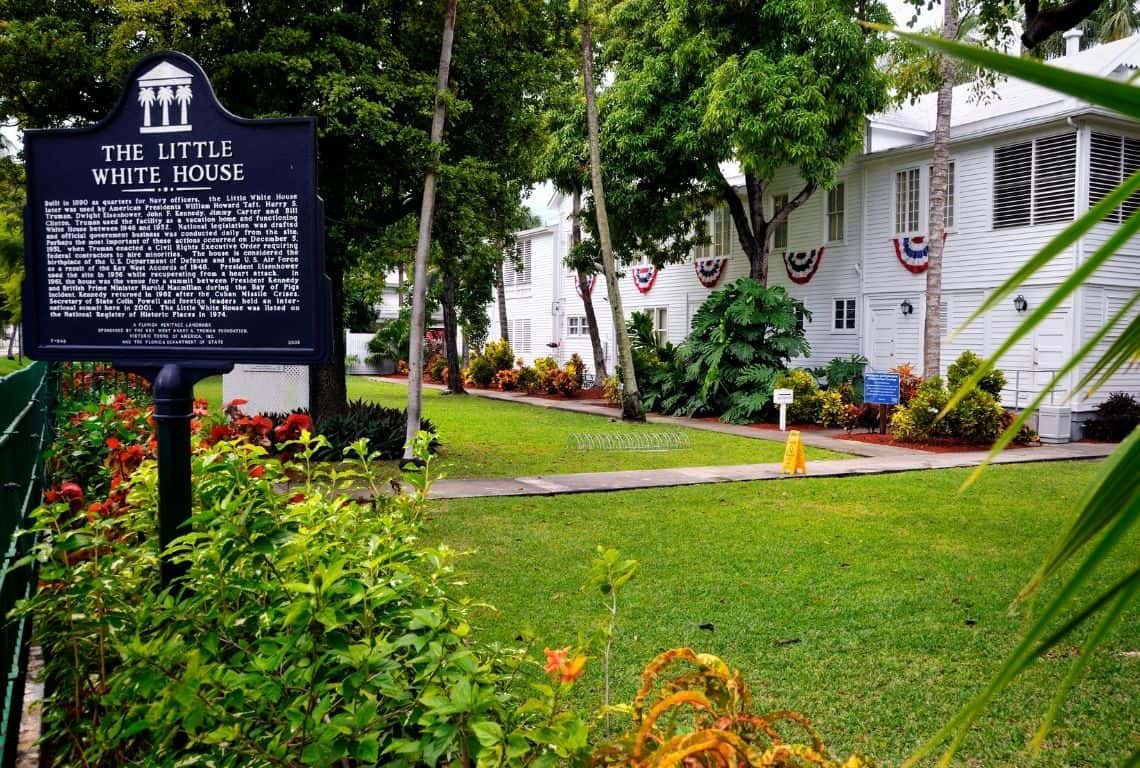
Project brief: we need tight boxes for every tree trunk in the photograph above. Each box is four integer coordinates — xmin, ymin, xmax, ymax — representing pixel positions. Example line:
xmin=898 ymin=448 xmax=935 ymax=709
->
xmin=496 ymin=261 xmax=509 ymax=342
xmin=309 ymin=256 xmax=347 ymax=422
xmin=721 ymin=171 xmax=814 ymax=286
xmin=924 ymin=0 xmax=957 ymax=379
xmin=404 ymin=0 xmax=458 ymax=460
xmin=441 ymin=266 xmax=465 ymax=393
xmin=581 ymin=2 xmax=643 ymax=421
xmin=573 ymin=186 xmax=608 ymax=381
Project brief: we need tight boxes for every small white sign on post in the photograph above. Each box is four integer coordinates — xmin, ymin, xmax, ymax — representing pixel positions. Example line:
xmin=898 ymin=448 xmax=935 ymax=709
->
xmin=773 ymin=388 xmax=794 ymax=431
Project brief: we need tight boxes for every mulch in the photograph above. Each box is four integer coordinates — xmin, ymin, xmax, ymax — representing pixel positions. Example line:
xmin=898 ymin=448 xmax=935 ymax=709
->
xmin=834 ymin=431 xmax=1032 ymax=453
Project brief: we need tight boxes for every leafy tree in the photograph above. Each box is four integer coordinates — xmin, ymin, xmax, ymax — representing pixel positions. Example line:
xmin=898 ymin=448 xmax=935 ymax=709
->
xmin=601 ymin=0 xmax=892 ymax=284
xmin=0 ymin=157 xmax=24 ymax=358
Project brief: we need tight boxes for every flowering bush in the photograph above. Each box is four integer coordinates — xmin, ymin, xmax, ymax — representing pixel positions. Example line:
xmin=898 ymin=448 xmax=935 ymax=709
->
xmin=891 ymin=362 xmax=923 ymax=406
xmin=495 ymin=367 xmax=519 ymax=391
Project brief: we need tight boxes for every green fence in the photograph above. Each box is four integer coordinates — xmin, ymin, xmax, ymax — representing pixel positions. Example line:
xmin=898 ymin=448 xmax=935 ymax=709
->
xmin=0 ymin=362 xmax=54 ymax=767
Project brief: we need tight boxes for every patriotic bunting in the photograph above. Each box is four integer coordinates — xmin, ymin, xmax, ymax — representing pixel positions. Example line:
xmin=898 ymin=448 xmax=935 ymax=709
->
xmin=575 ymin=273 xmax=597 ymax=298
xmin=694 ymin=257 xmax=728 ymax=288
xmin=632 ymin=265 xmax=658 ymax=294
xmin=892 ymin=234 xmax=947 ymax=274
xmin=782 ymin=247 xmax=824 ymax=285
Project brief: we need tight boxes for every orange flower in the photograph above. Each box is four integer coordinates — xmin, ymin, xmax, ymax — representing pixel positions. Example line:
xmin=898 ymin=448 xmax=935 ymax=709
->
xmin=560 ymin=655 xmax=587 ymax=684
xmin=543 ymin=647 xmax=586 ymax=683
xmin=544 ymin=647 xmax=570 ymax=676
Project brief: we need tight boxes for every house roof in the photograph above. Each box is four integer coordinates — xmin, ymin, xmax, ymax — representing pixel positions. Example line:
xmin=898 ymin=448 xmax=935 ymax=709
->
xmin=871 ymin=33 xmax=1140 ymax=139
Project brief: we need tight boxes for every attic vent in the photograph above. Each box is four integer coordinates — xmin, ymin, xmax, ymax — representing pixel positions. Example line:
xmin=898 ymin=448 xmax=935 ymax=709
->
xmin=993 ymin=133 xmax=1076 ymax=228
xmin=1089 ymin=132 xmax=1140 ymax=223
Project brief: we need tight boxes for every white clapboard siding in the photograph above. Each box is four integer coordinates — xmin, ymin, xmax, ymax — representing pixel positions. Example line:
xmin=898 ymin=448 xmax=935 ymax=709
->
xmin=1077 ymin=286 xmax=1140 ymax=410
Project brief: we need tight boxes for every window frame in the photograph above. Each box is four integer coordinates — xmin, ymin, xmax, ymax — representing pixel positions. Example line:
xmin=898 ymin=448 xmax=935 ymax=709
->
xmin=771 ymin=192 xmax=789 ymax=250
xmin=566 ymin=315 xmax=588 ymax=337
xmin=894 ymin=166 xmax=922 ymax=235
xmin=825 ymin=182 xmax=846 ymax=243
xmin=503 ymin=238 xmax=533 ymax=287
xmin=831 ymin=297 xmax=857 ymax=334
xmin=506 ymin=318 xmax=532 ymax=353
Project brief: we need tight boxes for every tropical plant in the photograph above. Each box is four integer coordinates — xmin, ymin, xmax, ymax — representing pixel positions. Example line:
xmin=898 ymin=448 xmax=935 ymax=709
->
xmin=1082 ymin=392 xmax=1140 ymax=442
xmin=367 ymin=309 xmax=412 ymax=363
xmin=946 ymin=349 xmax=1006 ymax=397
xmin=814 ymin=354 xmax=868 ymax=400
xmin=313 ymin=399 xmax=440 ymax=461
xmin=891 ymin=29 xmax=1140 ymax=767
xmin=663 ymin=279 xmax=810 ymax=424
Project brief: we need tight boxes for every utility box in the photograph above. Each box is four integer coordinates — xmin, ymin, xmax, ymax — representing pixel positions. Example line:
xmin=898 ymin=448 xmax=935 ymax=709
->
xmin=1037 ymin=404 xmax=1072 ymax=444
xmin=222 ymin=364 xmax=309 ymax=415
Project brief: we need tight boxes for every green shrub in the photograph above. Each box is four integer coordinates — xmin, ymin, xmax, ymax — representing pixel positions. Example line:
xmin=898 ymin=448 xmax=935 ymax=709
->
xmin=466 ymin=355 xmax=497 ymax=387
xmin=1083 ymin=392 xmax=1140 ymax=441
xmin=640 ymin=278 xmax=809 ymax=424
xmin=20 ymin=434 xmax=504 ymax=768
xmin=532 ymin=356 xmax=559 ymax=392
xmin=481 ymin=338 xmax=516 ymax=372
xmin=427 ymin=354 xmax=448 ymax=382
xmin=818 ymin=389 xmax=845 ymax=427
xmin=946 ymin=350 xmax=1007 ymax=397
xmin=313 ymin=399 xmax=440 ymax=460
xmin=566 ymin=353 xmax=587 ymax=387
xmin=517 ymin=365 xmax=540 ymax=392
xmin=814 ymin=354 xmax=867 ymax=402
xmin=951 ymin=389 xmax=1005 ymax=444
xmin=774 ymin=368 xmax=822 ymax=424
xmin=890 ymin=376 xmax=952 ymax=442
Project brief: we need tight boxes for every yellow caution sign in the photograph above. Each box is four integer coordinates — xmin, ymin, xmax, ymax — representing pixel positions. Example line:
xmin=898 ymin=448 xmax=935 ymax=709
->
xmin=781 ymin=429 xmax=807 ymax=475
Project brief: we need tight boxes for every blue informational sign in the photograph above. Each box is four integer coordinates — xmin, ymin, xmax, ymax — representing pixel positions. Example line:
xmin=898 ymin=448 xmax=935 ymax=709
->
xmin=863 ymin=372 xmax=902 ymax=405
xmin=22 ymin=51 xmax=331 ymax=364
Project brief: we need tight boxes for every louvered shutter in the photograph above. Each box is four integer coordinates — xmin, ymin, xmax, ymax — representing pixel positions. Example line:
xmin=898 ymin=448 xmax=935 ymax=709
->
xmin=1032 ymin=133 xmax=1076 ymax=224
xmin=994 ymin=142 xmax=1032 ymax=228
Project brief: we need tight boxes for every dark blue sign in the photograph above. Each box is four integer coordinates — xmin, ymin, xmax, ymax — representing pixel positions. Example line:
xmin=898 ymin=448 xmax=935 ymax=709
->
xmin=22 ymin=51 xmax=331 ymax=364
xmin=863 ymin=372 xmax=901 ymax=405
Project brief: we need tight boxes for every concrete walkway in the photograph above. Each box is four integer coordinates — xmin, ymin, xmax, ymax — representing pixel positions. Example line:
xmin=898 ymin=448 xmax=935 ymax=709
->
xmin=374 ymin=378 xmax=1116 ymax=500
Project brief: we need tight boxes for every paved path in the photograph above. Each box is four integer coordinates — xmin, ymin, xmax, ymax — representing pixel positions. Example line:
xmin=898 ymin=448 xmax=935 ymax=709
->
xmin=374 ymin=378 xmax=1115 ymax=500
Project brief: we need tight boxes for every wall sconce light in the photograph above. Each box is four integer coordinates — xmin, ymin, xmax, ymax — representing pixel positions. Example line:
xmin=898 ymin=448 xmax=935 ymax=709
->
xmin=1013 ymin=294 xmax=1029 ymax=313
xmin=900 ymin=299 xmax=914 ymax=315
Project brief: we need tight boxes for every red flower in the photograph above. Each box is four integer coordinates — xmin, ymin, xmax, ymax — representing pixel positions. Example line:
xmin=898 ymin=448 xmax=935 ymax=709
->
xmin=106 ymin=437 xmax=121 ymax=450
xmin=273 ymin=412 xmax=313 ymax=442
xmin=226 ymin=398 xmax=248 ymax=408
xmin=249 ymin=465 xmax=266 ymax=478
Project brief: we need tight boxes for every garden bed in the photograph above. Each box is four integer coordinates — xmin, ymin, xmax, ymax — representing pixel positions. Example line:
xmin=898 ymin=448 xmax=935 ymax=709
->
xmin=835 ymin=431 xmax=1033 ymax=452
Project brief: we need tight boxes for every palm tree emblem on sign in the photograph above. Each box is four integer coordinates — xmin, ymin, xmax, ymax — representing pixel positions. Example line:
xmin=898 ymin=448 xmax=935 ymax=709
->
xmin=137 ymin=61 xmax=194 ymax=134
xmin=138 ymin=87 xmax=157 ymax=128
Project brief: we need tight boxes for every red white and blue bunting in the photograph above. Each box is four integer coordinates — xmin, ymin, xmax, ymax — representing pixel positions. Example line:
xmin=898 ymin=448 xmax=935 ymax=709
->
xmin=694 ymin=257 xmax=728 ymax=288
xmin=575 ymin=273 xmax=597 ymax=298
xmin=632 ymin=265 xmax=658 ymax=294
xmin=892 ymin=234 xmax=947 ymax=274
xmin=782 ymin=247 xmax=824 ymax=285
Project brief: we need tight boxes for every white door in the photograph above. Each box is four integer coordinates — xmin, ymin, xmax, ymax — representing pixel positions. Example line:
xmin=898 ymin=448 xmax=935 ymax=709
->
xmin=869 ymin=306 xmax=896 ymax=371
xmin=1033 ymin=309 xmax=1069 ymax=398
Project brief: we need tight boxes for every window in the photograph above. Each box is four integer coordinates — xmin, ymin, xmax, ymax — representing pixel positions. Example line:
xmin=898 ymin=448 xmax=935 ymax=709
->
xmin=506 ymin=319 xmax=532 ymax=353
xmin=503 ymin=239 xmax=532 ymax=286
xmin=833 ymin=298 xmax=856 ymax=332
xmin=567 ymin=316 xmax=588 ymax=336
xmin=927 ymin=161 xmax=956 ymax=228
xmin=1089 ymin=132 xmax=1140 ymax=223
xmin=771 ymin=193 xmax=789 ymax=249
xmin=697 ymin=205 xmax=734 ymax=259
xmin=895 ymin=167 xmax=921 ymax=233
xmin=993 ymin=132 xmax=1076 ymax=228
xmin=827 ymin=183 xmax=845 ymax=242
xmin=795 ymin=304 xmax=808 ymax=333
xmin=649 ymin=307 xmax=668 ymax=347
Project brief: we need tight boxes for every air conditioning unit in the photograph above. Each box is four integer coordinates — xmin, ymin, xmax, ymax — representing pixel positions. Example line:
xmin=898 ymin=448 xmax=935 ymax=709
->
xmin=1037 ymin=405 xmax=1072 ymax=444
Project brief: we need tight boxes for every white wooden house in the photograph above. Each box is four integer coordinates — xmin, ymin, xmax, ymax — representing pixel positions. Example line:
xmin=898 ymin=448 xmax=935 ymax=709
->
xmin=490 ymin=32 xmax=1140 ymax=435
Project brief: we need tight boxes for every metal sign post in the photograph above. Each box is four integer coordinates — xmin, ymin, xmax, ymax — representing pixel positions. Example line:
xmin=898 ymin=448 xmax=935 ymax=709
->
xmin=23 ymin=51 xmax=332 ymax=586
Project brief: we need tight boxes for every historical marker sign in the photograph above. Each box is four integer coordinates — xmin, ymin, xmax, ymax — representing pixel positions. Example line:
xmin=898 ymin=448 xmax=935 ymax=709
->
xmin=22 ymin=51 xmax=331 ymax=364
xmin=863 ymin=372 xmax=901 ymax=406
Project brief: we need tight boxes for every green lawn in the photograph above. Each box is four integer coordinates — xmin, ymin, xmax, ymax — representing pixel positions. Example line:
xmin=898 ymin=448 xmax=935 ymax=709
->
xmin=425 ymin=461 xmax=1138 ymax=767
xmin=0 ymin=357 xmax=32 ymax=377
xmin=344 ymin=378 xmax=846 ymax=477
